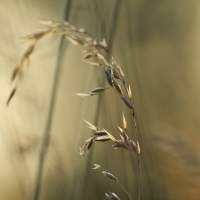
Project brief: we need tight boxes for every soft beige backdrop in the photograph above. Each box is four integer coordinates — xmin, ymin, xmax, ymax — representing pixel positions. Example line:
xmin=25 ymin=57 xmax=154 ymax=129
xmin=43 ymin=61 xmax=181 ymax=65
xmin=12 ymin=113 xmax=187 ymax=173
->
xmin=0 ymin=0 xmax=200 ymax=200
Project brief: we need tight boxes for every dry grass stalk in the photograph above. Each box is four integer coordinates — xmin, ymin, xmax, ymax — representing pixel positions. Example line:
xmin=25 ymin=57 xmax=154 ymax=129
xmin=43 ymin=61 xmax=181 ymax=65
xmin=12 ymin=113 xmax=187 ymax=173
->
xmin=9 ymin=20 xmax=141 ymax=200
xmin=7 ymin=19 xmax=108 ymax=105
xmin=80 ymin=116 xmax=139 ymax=199
xmin=80 ymin=118 xmax=137 ymax=155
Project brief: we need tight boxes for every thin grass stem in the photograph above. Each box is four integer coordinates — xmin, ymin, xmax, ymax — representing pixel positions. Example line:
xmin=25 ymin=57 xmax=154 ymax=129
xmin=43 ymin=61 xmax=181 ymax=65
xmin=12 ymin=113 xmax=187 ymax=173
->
xmin=31 ymin=1 xmax=72 ymax=200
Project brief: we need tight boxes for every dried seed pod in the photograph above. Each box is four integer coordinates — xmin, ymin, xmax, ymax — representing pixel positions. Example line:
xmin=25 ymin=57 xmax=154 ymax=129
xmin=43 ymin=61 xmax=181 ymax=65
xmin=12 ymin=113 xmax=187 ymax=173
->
xmin=113 ymin=80 xmax=123 ymax=95
xmin=113 ymin=140 xmax=129 ymax=150
xmin=91 ymin=87 xmax=106 ymax=93
xmin=118 ymin=126 xmax=129 ymax=146
xmin=129 ymin=140 xmax=137 ymax=153
xmin=87 ymin=139 xmax=94 ymax=150
xmin=121 ymin=96 xmax=133 ymax=109
xmin=80 ymin=143 xmax=88 ymax=155
xmin=87 ymin=137 xmax=94 ymax=151
xmin=95 ymin=135 xmax=110 ymax=142
xmin=102 ymin=171 xmax=117 ymax=180
xmin=104 ymin=67 xmax=113 ymax=86
xmin=113 ymin=70 xmax=121 ymax=79
xmin=93 ymin=130 xmax=108 ymax=136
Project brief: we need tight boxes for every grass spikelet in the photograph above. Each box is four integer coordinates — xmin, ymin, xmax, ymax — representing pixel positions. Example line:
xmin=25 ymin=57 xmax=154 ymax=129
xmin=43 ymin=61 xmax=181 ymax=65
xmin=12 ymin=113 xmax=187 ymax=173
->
xmin=121 ymin=96 xmax=133 ymax=109
xmin=76 ymin=93 xmax=92 ymax=97
xmin=128 ymin=85 xmax=132 ymax=99
xmin=102 ymin=171 xmax=117 ymax=181
xmin=93 ymin=130 xmax=108 ymax=136
xmin=122 ymin=112 xmax=127 ymax=130
xmin=129 ymin=140 xmax=137 ymax=153
xmin=105 ymin=192 xmax=121 ymax=200
xmin=94 ymin=135 xmax=110 ymax=142
xmin=113 ymin=140 xmax=129 ymax=150
xmin=113 ymin=80 xmax=123 ymax=95
xmin=118 ymin=126 xmax=129 ymax=146
xmin=104 ymin=67 xmax=113 ymax=86
xmin=84 ymin=120 xmax=98 ymax=131
xmin=91 ymin=87 xmax=107 ymax=93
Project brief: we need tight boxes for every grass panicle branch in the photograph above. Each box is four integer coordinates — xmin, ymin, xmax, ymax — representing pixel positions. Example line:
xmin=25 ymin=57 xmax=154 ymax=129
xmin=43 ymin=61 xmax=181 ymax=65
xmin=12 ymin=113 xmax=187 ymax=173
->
xmin=79 ymin=152 xmax=132 ymax=200
xmin=8 ymin=19 xmax=141 ymax=200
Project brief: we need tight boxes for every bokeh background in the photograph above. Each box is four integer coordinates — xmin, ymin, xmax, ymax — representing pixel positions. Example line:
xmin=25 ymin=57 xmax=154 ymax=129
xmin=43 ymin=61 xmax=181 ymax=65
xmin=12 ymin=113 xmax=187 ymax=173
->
xmin=0 ymin=0 xmax=200 ymax=199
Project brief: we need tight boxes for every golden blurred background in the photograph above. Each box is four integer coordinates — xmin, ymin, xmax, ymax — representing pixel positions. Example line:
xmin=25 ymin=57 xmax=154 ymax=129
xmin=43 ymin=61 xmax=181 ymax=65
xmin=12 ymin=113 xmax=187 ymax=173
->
xmin=0 ymin=0 xmax=200 ymax=199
